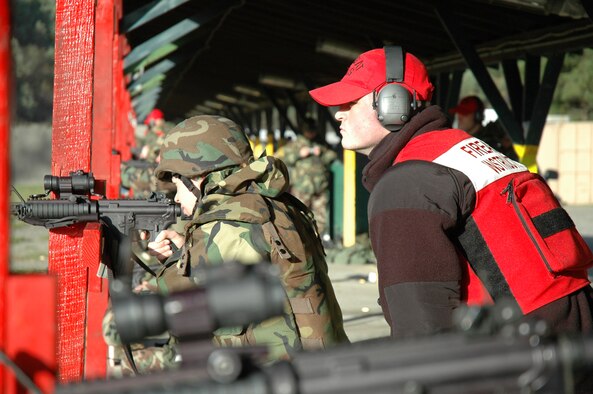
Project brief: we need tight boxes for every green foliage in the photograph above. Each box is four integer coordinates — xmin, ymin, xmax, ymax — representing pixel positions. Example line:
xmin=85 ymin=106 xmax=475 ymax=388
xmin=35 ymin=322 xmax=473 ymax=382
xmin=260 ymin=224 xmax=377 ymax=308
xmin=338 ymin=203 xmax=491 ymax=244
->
xmin=459 ymin=50 xmax=593 ymax=121
xmin=10 ymin=0 xmax=55 ymax=122
xmin=552 ymin=49 xmax=593 ymax=120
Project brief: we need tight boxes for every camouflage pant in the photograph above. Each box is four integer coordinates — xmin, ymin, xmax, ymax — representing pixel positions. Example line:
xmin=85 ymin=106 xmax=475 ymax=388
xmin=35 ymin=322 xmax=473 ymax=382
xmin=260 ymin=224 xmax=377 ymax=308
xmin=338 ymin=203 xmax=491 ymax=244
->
xmin=291 ymin=188 xmax=329 ymax=236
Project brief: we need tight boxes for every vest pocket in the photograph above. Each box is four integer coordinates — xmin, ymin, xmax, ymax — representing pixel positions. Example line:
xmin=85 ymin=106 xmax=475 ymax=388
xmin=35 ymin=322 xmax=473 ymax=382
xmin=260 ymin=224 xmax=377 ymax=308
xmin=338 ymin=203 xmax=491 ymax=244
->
xmin=502 ymin=173 xmax=593 ymax=274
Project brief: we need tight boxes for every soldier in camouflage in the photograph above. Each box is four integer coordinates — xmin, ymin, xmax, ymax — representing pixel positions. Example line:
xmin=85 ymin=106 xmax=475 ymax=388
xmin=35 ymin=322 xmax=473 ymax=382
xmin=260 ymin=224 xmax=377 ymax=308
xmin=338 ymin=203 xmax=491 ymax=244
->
xmin=145 ymin=115 xmax=349 ymax=363
xmin=281 ymin=119 xmax=337 ymax=237
xmin=106 ymin=109 xmax=179 ymax=378
xmin=121 ymin=108 xmax=173 ymax=199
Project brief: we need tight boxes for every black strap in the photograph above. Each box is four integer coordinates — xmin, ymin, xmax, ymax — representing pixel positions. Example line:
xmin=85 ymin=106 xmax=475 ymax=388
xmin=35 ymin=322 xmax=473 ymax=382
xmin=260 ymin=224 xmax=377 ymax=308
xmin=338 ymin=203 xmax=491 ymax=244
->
xmin=384 ymin=45 xmax=404 ymax=83
xmin=178 ymin=174 xmax=202 ymax=200
xmin=458 ymin=217 xmax=519 ymax=310
xmin=122 ymin=344 xmax=140 ymax=375
xmin=162 ymin=246 xmax=184 ymax=270
xmin=131 ymin=252 xmax=157 ymax=277
xmin=532 ymin=207 xmax=575 ymax=238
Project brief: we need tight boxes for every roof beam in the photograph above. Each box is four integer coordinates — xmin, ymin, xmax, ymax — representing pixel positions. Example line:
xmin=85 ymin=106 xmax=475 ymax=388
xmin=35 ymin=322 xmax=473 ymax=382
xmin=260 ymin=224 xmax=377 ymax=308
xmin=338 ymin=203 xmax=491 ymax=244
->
xmin=435 ymin=6 xmax=525 ymax=144
xmin=523 ymin=55 xmax=541 ymax=123
xmin=124 ymin=18 xmax=200 ymax=72
xmin=502 ymin=59 xmax=523 ymax=125
xmin=525 ymin=54 xmax=564 ymax=146
xmin=124 ymin=0 xmax=237 ymax=72
xmin=121 ymin=0 xmax=190 ymax=34
xmin=128 ymin=55 xmax=180 ymax=92
xmin=425 ymin=20 xmax=593 ymax=74
xmin=262 ymin=88 xmax=297 ymax=132
xmin=445 ymin=70 xmax=463 ymax=111
xmin=130 ymin=74 xmax=166 ymax=97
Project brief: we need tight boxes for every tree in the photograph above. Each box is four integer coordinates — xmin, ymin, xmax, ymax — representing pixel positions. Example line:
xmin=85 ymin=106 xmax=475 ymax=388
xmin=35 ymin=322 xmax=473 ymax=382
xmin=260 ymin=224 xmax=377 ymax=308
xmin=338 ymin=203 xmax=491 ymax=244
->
xmin=552 ymin=49 xmax=593 ymax=120
xmin=10 ymin=0 xmax=55 ymax=122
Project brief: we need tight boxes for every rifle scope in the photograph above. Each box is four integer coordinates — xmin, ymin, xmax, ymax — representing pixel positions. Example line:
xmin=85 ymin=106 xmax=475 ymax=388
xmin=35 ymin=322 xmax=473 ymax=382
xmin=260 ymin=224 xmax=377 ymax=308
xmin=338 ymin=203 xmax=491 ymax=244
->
xmin=112 ymin=262 xmax=286 ymax=343
xmin=43 ymin=170 xmax=95 ymax=196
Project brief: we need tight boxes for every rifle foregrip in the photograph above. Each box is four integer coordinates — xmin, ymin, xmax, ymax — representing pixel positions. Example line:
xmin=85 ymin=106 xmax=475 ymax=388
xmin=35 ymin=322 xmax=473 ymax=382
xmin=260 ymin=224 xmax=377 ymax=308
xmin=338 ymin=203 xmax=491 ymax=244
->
xmin=12 ymin=200 xmax=97 ymax=220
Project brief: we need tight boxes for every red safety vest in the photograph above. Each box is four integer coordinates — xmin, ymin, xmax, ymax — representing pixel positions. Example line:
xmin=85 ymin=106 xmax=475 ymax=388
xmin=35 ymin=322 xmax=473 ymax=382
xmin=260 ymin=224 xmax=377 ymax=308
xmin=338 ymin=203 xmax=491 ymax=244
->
xmin=395 ymin=129 xmax=593 ymax=314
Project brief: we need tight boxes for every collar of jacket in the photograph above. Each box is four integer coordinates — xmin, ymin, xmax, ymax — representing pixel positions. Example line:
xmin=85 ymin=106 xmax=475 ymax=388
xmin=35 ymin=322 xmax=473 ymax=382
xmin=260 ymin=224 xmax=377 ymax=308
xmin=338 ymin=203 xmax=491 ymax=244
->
xmin=362 ymin=105 xmax=450 ymax=192
xmin=202 ymin=155 xmax=290 ymax=198
xmin=187 ymin=155 xmax=290 ymax=226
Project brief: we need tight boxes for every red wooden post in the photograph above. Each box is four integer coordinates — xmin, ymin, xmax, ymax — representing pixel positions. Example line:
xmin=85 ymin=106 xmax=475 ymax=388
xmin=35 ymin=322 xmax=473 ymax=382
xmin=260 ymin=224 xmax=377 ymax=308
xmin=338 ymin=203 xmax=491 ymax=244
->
xmin=84 ymin=0 xmax=118 ymax=379
xmin=0 ymin=0 xmax=10 ymax=388
xmin=2 ymin=1 xmax=58 ymax=393
xmin=51 ymin=0 xmax=133 ymax=381
xmin=51 ymin=0 xmax=101 ymax=382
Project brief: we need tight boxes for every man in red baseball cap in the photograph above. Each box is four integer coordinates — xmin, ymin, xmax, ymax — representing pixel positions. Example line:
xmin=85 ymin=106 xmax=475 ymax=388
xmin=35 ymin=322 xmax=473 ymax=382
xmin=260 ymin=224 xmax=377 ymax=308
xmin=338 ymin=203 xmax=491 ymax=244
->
xmin=449 ymin=95 xmax=518 ymax=160
xmin=448 ymin=95 xmax=485 ymax=134
xmin=309 ymin=48 xmax=593 ymax=386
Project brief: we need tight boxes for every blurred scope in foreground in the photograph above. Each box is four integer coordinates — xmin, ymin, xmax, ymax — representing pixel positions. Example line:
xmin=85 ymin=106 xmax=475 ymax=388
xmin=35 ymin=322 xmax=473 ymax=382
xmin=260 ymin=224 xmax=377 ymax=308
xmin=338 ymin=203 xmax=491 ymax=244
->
xmin=112 ymin=262 xmax=286 ymax=343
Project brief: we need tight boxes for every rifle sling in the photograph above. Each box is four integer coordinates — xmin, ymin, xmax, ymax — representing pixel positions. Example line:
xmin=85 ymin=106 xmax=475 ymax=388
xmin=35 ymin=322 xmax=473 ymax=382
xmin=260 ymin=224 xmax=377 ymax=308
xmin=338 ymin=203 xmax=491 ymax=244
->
xmin=162 ymin=245 xmax=183 ymax=270
xmin=131 ymin=252 xmax=157 ymax=277
xmin=122 ymin=344 xmax=140 ymax=376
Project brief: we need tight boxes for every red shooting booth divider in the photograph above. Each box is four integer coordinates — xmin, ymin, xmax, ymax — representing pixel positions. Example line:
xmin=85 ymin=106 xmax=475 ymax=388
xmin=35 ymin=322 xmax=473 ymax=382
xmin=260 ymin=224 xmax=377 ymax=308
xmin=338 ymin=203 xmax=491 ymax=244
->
xmin=1 ymin=0 xmax=135 ymax=392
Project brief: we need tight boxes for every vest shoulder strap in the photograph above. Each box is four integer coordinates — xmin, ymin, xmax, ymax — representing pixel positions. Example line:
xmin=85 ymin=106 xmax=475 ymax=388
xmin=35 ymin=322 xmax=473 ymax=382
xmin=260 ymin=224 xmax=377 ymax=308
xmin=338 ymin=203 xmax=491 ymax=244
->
xmin=395 ymin=129 xmax=470 ymax=164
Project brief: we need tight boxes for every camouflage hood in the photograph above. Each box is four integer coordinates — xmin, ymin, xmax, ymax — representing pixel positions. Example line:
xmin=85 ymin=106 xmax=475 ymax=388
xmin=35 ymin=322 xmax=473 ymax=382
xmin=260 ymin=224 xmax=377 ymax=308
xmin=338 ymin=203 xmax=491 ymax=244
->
xmin=155 ymin=115 xmax=253 ymax=181
xmin=189 ymin=155 xmax=290 ymax=225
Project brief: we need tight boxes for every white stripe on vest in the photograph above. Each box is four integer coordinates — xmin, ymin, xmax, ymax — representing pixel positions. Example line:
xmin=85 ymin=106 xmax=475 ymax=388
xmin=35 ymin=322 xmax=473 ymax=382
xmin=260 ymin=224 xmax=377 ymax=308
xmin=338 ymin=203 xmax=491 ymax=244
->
xmin=433 ymin=137 xmax=527 ymax=192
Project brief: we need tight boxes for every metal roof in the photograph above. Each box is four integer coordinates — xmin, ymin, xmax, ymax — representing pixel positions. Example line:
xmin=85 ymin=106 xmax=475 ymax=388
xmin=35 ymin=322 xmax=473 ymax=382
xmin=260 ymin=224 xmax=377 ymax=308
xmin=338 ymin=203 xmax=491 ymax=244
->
xmin=122 ymin=0 xmax=593 ymax=124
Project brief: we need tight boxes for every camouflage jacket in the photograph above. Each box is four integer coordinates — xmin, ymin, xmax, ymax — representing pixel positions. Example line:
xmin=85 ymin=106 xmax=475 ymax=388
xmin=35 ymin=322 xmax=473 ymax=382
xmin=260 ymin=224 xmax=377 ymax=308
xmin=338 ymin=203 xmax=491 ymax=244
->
xmin=281 ymin=135 xmax=337 ymax=195
xmin=157 ymin=155 xmax=348 ymax=362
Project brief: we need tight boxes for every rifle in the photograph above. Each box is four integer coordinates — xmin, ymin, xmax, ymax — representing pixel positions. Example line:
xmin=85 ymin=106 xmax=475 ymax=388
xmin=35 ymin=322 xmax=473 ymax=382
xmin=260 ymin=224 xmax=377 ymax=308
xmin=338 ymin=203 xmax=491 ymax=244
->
xmin=57 ymin=262 xmax=286 ymax=394
xmin=55 ymin=294 xmax=593 ymax=394
xmin=11 ymin=170 xmax=188 ymax=279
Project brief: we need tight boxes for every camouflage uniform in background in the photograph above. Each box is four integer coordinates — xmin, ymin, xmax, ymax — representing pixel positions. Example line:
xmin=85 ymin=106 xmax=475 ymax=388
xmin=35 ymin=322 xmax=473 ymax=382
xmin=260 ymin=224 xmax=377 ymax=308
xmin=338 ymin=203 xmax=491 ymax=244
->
xmin=281 ymin=134 xmax=337 ymax=236
xmin=121 ymin=120 xmax=173 ymax=199
xmin=154 ymin=115 xmax=349 ymax=363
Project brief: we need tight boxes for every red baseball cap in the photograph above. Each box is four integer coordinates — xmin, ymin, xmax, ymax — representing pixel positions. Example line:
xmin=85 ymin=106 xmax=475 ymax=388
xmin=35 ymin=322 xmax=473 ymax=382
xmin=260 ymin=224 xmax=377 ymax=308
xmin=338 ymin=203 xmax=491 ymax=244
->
xmin=309 ymin=48 xmax=434 ymax=106
xmin=449 ymin=96 xmax=483 ymax=115
xmin=144 ymin=108 xmax=164 ymax=125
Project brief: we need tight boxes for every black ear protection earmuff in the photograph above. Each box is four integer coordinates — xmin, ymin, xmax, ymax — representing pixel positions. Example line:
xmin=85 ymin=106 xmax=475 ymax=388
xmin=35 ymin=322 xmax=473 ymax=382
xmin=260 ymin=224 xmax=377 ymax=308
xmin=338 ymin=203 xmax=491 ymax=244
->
xmin=373 ymin=46 xmax=425 ymax=132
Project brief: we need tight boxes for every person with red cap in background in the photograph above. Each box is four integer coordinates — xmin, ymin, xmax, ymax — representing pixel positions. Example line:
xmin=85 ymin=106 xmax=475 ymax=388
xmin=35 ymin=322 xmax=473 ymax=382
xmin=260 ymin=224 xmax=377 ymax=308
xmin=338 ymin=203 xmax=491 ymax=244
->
xmin=449 ymin=95 xmax=518 ymax=160
xmin=140 ymin=108 xmax=166 ymax=159
xmin=309 ymin=46 xmax=593 ymax=391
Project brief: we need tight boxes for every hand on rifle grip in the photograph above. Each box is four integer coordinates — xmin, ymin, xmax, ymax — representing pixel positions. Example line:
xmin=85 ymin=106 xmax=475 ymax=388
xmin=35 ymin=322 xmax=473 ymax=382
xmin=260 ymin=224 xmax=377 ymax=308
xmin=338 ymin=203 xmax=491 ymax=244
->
xmin=140 ymin=229 xmax=185 ymax=262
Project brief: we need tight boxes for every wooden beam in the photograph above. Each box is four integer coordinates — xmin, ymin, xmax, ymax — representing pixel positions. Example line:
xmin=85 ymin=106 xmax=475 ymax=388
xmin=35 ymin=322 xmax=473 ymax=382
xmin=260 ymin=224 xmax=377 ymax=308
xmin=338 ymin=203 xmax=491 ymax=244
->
xmin=502 ymin=59 xmax=523 ymax=126
xmin=128 ymin=57 xmax=176 ymax=91
xmin=121 ymin=0 xmax=190 ymax=34
xmin=435 ymin=6 xmax=525 ymax=145
xmin=124 ymin=0 xmax=238 ymax=72
xmin=526 ymin=54 xmax=564 ymax=147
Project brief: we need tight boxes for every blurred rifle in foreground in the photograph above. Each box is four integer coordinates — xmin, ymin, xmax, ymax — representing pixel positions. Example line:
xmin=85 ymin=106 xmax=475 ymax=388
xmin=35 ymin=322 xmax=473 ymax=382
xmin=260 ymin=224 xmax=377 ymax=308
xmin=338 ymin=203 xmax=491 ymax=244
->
xmin=10 ymin=170 xmax=188 ymax=278
xmin=56 ymin=286 xmax=593 ymax=394
xmin=57 ymin=262 xmax=286 ymax=394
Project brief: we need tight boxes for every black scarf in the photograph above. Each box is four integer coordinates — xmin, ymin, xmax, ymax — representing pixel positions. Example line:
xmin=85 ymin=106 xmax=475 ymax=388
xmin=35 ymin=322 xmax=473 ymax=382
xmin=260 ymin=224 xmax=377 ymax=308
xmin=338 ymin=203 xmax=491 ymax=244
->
xmin=362 ymin=105 xmax=451 ymax=192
